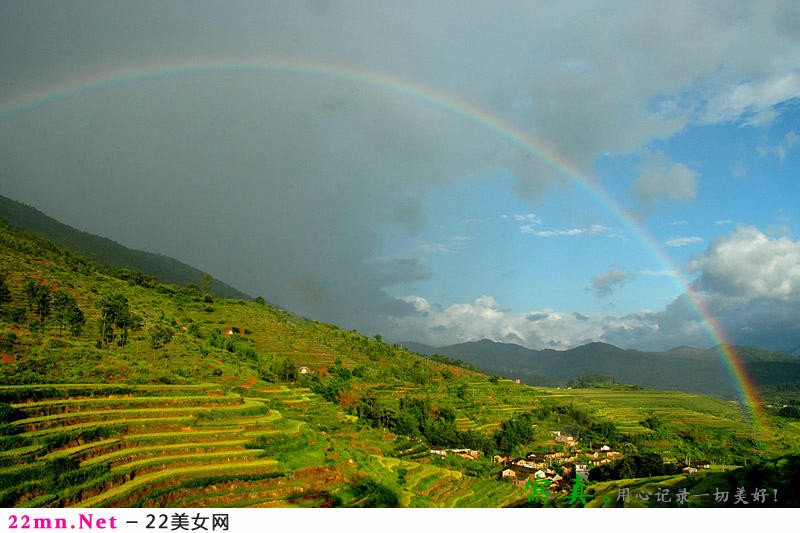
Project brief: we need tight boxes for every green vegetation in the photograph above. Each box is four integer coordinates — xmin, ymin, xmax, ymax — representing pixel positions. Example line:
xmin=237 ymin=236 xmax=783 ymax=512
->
xmin=0 ymin=217 xmax=797 ymax=507
xmin=0 ymin=194 xmax=250 ymax=299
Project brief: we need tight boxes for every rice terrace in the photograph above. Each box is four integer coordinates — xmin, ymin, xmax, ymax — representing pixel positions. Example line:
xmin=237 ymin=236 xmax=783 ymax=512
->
xmin=2 ymin=1 xmax=800 ymax=516
xmin=1 ymin=214 xmax=800 ymax=509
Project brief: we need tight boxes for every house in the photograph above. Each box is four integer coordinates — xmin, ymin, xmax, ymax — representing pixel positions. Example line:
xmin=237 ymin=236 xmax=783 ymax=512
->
xmin=523 ymin=456 xmax=548 ymax=469
xmin=223 ymin=326 xmax=242 ymax=337
xmin=297 ymin=366 xmax=312 ymax=375
xmin=493 ymin=454 xmax=510 ymax=464
xmin=513 ymin=457 xmax=545 ymax=469
xmin=682 ymin=466 xmax=698 ymax=474
xmin=555 ymin=434 xmax=576 ymax=445
xmin=574 ymin=463 xmax=589 ymax=481
xmin=693 ymin=460 xmax=711 ymax=469
xmin=501 ymin=464 xmax=537 ymax=480
xmin=453 ymin=449 xmax=482 ymax=460
xmin=549 ymin=474 xmax=564 ymax=490
xmin=430 ymin=447 xmax=448 ymax=457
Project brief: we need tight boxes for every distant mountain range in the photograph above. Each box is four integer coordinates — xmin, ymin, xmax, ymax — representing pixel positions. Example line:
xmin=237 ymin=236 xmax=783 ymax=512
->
xmin=4 ymin=192 xmax=798 ymax=401
xmin=401 ymin=339 xmax=800 ymax=399
xmin=0 ymin=194 xmax=251 ymax=300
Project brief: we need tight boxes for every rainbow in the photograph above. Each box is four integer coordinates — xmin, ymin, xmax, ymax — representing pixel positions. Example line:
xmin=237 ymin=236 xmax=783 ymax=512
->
xmin=0 ymin=55 xmax=767 ymax=432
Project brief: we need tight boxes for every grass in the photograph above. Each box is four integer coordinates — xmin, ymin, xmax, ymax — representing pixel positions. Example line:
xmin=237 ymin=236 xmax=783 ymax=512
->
xmin=73 ymin=459 xmax=280 ymax=507
xmin=80 ymin=439 xmax=250 ymax=467
xmin=1 ymin=220 xmax=797 ymax=508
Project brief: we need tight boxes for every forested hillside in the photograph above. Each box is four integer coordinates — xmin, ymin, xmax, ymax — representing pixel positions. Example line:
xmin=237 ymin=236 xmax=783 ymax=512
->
xmin=1 ymin=218 xmax=798 ymax=508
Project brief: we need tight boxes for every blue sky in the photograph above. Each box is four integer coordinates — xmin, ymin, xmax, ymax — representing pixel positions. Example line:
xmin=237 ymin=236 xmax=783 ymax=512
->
xmin=381 ymin=104 xmax=800 ymax=349
xmin=1 ymin=2 xmax=799 ymax=351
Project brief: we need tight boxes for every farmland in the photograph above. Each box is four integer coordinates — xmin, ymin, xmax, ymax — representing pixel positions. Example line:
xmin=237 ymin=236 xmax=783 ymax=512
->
xmin=0 ymin=381 xmax=529 ymax=508
xmin=1 ymin=220 xmax=798 ymax=507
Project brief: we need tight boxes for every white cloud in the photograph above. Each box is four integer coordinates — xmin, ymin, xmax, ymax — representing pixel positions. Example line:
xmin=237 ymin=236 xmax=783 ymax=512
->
xmin=636 ymin=269 xmax=678 ymax=277
xmin=704 ymin=73 xmax=800 ymax=126
xmin=631 ymin=151 xmax=698 ymax=205
xmin=523 ymin=224 xmax=612 ymax=237
xmin=505 ymin=211 xmax=617 ymax=239
xmin=660 ymin=220 xmax=688 ymax=228
xmin=419 ymin=235 xmax=469 ymax=255
xmin=665 ymin=236 xmax=704 ymax=247
xmin=690 ymin=225 xmax=800 ymax=300
xmin=510 ymin=213 xmax=542 ymax=223
xmin=389 ymin=292 xmax=683 ymax=350
xmin=389 ymin=295 xmax=624 ymax=349
xmin=758 ymin=130 xmax=800 ymax=163
xmin=398 ymin=295 xmax=431 ymax=314
xmin=392 ymin=228 xmax=800 ymax=351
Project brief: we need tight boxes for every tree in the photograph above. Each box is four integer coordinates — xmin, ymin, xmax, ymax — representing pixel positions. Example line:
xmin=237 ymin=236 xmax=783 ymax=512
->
xmin=33 ymin=284 xmax=52 ymax=333
xmin=200 ymin=272 xmax=213 ymax=296
xmin=149 ymin=323 xmax=174 ymax=365
xmin=494 ymin=414 xmax=536 ymax=453
xmin=0 ymin=273 xmax=11 ymax=309
xmin=22 ymin=279 xmax=52 ymax=332
xmin=98 ymin=294 xmax=132 ymax=349
xmin=281 ymin=358 xmax=297 ymax=382
xmin=128 ymin=312 xmax=144 ymax=354
xmin=23 ymin=280 xmax=37 ymax=322
xmin=44 ymin=289 xmax=85 ymax=337
xmin=66 ymin=304 xmax=85 ymax=337
xmin=455 ymin=383 xmax=469 ymax=400
xmin=0 ymin=333 xmax=17 ymax=357
xmin=52 ymin=290 xmax=74 ymax=337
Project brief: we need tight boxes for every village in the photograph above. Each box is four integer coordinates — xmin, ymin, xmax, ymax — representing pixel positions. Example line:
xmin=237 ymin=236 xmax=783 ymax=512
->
xmin=494 ymin=431 xmax=620 ymax=491
xmin=429 ymin=430 xmax=711 ymax=492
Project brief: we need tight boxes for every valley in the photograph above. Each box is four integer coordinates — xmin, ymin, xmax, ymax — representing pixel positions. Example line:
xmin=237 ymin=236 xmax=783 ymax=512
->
xmin=1 ymin=218 xmax=799 ymax=508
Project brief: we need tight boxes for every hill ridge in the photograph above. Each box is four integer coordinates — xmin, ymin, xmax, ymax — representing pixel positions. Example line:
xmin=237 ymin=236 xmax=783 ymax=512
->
xmin=400 ymin=337 xmax=800 ymax=398
xmin=0 ymin=194 xmax=251 ymax=300
xmin=1 ymin=216 xmax=797 ymax=508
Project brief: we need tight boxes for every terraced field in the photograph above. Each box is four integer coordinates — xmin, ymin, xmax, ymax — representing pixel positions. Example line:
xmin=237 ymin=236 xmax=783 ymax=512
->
xmin=555 ymin=388 xmax=754 ymax=436
xmin=3 ymin=218 xmax=795 ymax=509
xmin=0 ymin=383 xmax=340 ymax=507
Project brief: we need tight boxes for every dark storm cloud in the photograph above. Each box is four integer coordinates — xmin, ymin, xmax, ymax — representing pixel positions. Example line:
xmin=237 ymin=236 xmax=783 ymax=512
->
xmin=2 ymin=1 xmax=799 ymax=340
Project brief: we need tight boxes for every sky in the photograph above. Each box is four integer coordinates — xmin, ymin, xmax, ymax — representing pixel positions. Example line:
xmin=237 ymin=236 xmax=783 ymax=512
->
xmin=1 ymin=1 xmax=799 ymax=352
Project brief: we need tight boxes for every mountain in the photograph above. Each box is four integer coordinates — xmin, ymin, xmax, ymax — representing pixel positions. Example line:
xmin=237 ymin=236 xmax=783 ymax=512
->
xmin=402 ymin=338 xmax=800 ymax=398
xmin=1 ymin=215 xmax=797 ymax=508
xmin=0 ymin=194 xmax=251 ymax=300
